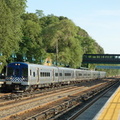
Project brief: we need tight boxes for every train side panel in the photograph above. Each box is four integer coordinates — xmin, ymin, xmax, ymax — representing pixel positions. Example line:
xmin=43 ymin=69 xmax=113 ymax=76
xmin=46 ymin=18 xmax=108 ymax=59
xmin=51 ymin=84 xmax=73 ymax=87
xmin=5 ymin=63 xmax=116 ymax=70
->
xmin=28 ymin=65 xmax=58 ymax=85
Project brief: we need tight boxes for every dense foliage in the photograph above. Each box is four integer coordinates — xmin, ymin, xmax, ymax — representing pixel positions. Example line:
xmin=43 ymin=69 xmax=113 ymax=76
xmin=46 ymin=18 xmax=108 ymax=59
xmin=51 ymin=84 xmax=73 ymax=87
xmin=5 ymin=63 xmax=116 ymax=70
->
xmin=0 ymin=1 xmax=120 ymax=76
xmin=0 ymin=0 xmax=26 ymax=70
xmin=18 ymin=13 xmax=104 ymax=68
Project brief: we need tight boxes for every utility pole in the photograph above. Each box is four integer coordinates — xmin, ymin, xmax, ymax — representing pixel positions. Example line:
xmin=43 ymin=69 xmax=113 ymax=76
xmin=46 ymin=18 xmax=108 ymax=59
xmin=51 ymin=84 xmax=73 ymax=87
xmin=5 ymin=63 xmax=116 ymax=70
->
xmin=56 ymin=39 xmax=58 ymax=66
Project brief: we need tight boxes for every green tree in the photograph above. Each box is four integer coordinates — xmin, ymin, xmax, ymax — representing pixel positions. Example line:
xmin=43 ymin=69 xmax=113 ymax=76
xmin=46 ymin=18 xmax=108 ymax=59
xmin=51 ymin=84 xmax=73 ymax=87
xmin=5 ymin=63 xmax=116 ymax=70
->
xmin=22 ymin=13 xmax=39 ymax=23
xmin=39 ymin=14 xmax=60 ymax=28
xmin=81 ymin=37 xmax=96 ymax=54
xmin=36 ymin=10 xmax=45 ymax=18
xmin=19 ymin=13 xmax=46 ymax=63
xmin=0 ymin=0 xmax=26 ymax=71
xmin=42 ymin=19 xmax=83 ymax=68
xmin=76 ymin=26 xmax=89 ymax=37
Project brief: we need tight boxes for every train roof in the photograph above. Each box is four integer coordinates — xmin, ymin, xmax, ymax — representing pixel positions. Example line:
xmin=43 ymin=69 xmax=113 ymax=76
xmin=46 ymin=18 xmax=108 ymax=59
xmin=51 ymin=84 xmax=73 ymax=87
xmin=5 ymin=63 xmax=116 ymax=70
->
xmin=8 ymin=62 xmax=77 ymax=70
xmin=8 ymin=62 xmax=55 ymax=68
xmin=7 ymin=62 xmax=106 ymax=73
xmin=8 ymin=62 xmax=28 ymax=67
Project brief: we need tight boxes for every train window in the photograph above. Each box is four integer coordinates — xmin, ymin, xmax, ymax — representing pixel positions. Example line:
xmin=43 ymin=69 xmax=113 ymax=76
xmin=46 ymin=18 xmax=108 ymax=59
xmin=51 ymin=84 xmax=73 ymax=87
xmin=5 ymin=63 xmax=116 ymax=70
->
xmin=15 ymin=68 xmax=19 ymax=77
xmin=40 ymin=72 xmax=42 ymax=77
xmin=65 ymin=73 xmax=71 ymax=76
xmin=22 ymin=68 xmax=28 ymax=77
xmin=59 ymin=73 xmax=62 ymax=76
xmin=41 ymin=72 xmax=44 ymax=77
xmin=47 ymin=72 xmax=50 ymax=76
xmin=30 ymin=70 xmax=32 ymax=76
xmin=84 ymin=74 xmax=87 ymax=76
xmin=79 ymin=73 xmax=82 ymax=76
xmin=40 ymin=72 xmax=50 ymax=77
xmin=43 ymin=72 xmax=45 ymax=77
xmin=7 ymin=67 xmax=13 ymax=76
xmin=46 ymin=73 xmax=48 ymax=76
xmin=33 ymin=72 xmax=35 ymax=77
xmin=44 ymin=72 xmax=46 ymax=77
xmin=55 ymin=73 xmax=58 ymax=76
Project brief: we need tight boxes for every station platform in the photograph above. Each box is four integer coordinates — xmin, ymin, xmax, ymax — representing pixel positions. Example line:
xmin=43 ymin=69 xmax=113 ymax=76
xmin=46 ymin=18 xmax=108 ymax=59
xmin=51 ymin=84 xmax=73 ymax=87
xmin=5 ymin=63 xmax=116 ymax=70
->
xmin=94 ymin=86 xmax=120 ymax=120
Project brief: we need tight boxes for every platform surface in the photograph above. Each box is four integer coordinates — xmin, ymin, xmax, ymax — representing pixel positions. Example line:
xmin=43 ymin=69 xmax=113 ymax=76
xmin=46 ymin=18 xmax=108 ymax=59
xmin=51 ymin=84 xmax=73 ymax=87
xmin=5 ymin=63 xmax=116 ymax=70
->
xmin=94 ymin=86 xmax=120 ymax=120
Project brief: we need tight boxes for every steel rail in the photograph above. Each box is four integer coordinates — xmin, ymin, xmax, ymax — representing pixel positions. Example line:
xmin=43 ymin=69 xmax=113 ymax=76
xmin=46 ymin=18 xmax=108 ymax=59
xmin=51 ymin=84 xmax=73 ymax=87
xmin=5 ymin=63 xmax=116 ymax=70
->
xmin=67 ymin=81 xmax=119 ymax=120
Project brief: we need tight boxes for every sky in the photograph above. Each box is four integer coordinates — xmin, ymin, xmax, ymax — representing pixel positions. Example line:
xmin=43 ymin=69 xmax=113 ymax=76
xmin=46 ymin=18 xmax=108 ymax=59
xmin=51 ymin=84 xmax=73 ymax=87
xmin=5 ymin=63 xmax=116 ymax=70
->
xmin=26 ymin=0 xmax=120 ymax=54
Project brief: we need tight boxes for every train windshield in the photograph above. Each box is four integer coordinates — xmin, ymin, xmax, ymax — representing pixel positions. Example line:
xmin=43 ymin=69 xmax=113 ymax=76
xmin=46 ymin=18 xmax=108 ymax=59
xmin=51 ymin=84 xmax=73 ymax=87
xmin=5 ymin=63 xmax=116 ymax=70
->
xmin=22 ymin=68 xmax=28 ymax=77
xmin=7 ymin=67 xmax=13 ymax=76
xmin=14 ymin=68 xmax=20 ymax=77
xmin=7 ymin=67 xmax=20 ymax=77
xmin=7 ymin=66 xmax=28 ymax=77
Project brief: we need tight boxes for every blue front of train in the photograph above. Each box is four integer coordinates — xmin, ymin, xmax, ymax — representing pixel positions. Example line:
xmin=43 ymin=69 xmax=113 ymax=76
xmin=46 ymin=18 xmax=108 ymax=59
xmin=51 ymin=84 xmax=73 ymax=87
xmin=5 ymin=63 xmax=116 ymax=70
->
xmin=5 ymin=62 xmax=28 ymax=91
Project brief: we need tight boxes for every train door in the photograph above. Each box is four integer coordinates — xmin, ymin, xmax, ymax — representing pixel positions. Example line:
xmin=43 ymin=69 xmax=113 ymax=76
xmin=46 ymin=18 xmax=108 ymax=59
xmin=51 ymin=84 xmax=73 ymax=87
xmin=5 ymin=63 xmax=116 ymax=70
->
xmin=37 ymin=68 xmax=40 ymax=83
xmin=52 ymin=69 xmax=54 ymax=82
xmin=58 ymin=68 xmax=59 ymax=82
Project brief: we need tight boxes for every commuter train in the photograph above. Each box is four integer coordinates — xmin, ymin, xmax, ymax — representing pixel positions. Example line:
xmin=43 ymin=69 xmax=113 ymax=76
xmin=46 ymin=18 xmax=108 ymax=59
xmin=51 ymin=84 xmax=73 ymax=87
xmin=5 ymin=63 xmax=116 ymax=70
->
xmin=5 ymin=62 xmax=106 ymax=92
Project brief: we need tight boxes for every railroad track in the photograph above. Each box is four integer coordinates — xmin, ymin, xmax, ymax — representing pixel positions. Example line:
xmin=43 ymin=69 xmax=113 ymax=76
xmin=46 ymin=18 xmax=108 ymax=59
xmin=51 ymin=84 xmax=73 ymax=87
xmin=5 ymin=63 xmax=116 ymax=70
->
xmin=0 ymin=85 xmax=97 ymax=119
xmin=0 ymin=93 xmax=11 ymax=97
xmin=0 ymin=78 xmax=118 ymax=120
xmin=0 ymin=79 xmax=105 ymax=101
xmin=56 ymin=80 xmax=120 ymax=120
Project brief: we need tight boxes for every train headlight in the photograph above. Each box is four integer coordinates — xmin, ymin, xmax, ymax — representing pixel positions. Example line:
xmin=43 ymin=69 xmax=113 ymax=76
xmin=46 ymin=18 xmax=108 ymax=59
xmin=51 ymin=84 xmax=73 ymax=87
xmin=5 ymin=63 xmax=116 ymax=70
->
xmin=22 ymin=77 xmax=28 ymax=81
xmin=6 ymin=77 xmax=12 ymax=81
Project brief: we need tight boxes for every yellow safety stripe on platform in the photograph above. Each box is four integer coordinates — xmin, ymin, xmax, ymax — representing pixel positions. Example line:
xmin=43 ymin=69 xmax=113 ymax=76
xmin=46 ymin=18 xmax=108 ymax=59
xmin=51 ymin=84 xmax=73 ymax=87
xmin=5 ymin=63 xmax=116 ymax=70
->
xmin=97 ymin=87 xmax=120 ymax=120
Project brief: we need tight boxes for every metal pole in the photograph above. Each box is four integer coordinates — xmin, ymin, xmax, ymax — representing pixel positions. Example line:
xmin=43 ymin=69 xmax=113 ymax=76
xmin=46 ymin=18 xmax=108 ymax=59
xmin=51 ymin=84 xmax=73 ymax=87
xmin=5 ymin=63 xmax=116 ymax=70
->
xmin=56 ymin=39 xmax=58 ymax=66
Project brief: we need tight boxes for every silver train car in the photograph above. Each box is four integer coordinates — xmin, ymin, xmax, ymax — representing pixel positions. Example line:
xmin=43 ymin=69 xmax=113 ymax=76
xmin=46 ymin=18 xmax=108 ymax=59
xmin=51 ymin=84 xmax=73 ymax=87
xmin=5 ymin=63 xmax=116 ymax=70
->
xmin=5 ymin=62 xmax=106 ymax=91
